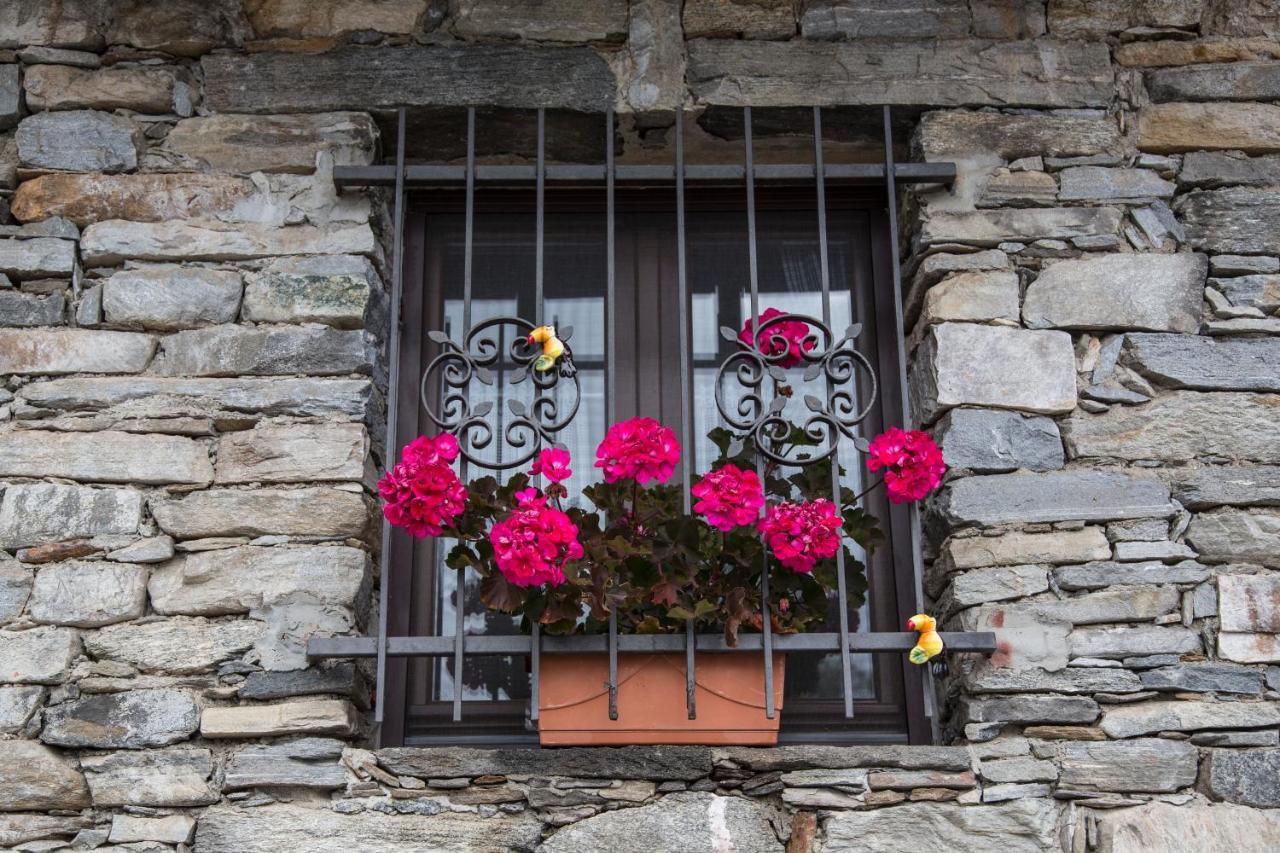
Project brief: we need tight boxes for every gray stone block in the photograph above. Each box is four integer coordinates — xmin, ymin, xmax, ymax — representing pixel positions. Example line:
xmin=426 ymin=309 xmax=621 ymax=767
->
xmin=1188 ymin=509 xmax=1280 ymax=567
xmin=0 ymin=430 xmax=212 ymax=485
xmin=1024 ymin=253 xmax=1205 ymax=333
xmin=1069 ymin=625 xmax=1202 ymax=659
xmin=1149 ymin=61 xmax=1280 ymax=103
xmin=1141 ymin=663 xmax=1264 ymax=694
xmin=1055 ymin=739 xmax=1198 ymax=793
xmin=41 ymin=688 xmax=200 ymax=749
xmin=1057 ymin=167 xmax=1176 ymax=203
xmin=0 ymin=64 xmax=19 ymax=130
xmin=1179 ymin=186 xmax=1280 ymax=253
xmin=223 ymin=738 xmax=348 ymax=790
xmin=1181 ymin=152 xmax=1280 ymax=189
xmin=1101 ymin=700 xmax=1280 ymax=738
xmin=961 ymin=695 xmax=1100 ymax=725
xmin=214 ymin=423 xmax=367 ymax=484
xmin=102 ymin=266 xmax=243 ymax=331
xmin=917 ymin=110 xmax=1120 ymax=160
xmin=964 ymin=666 xmax=1141 ymax=695
xmin=920 ymin=206 xmax=1122 ymax=248
xmin=242 ymin=255 xmax=377 ymax=328
xmin=1214 ymin=274 xmax=1280 ymax=312
xmin=16 ymin=110 xmax=140 ymax=172
xmin=151 ymin=487 xmax=368 ymax=539
xmin=0 ymin=236 xmax=75 ymax=279
xmin=0 ymin=741 xmax=90 ymax=811
xmin=80 ymin=748 xmax=217 ymax=808
xmin=541 ymin=791 xmax=780 ymax=853
xmin=1171 ymin=465 xmax=1280 ymax=509
xmin=79 ymin=220 xmax=377 ymax=266
xmin=935 ymin=408 xmax=1064 ymax=473
xmin=939 ymin=470 xmax=1173 ymax=527
xmin=0 ymin=483 xmax=142 ymax=550
xmin=0 ymin=289 xmax=64 ymax=326
xmin=823 ymin=800 xmax=1058 ymax=851
xmin=28 ymin=560 xmax=147 ymax=628
xmin=1090 ymin=802 xmax=1280 ymax=852
xmin=0 ymin=328 xmax=155 ymax=375
xmin=84 ymin=617 xmax=262 ymax=675
xmin=1124 ymin=333 xmax=1280 ymax=393
xmin=154 ymin=325 xmax=371 ymax=377
xmin=164 ymin=112 xmax=377 ymax=175
xmin=238 ymin=664 xmax=363 ymax=704
xmin=1053 ymin=560 xmax=1209 ymax=591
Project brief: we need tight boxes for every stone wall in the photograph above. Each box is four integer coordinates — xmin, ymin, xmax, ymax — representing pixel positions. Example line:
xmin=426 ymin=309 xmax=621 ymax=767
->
xmin=1 ymin=1 xmax=1279 ymax=851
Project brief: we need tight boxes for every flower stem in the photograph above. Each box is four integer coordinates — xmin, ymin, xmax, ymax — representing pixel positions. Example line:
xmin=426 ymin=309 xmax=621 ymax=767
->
xmin=849 ymin=477 xmax=885 ymax=506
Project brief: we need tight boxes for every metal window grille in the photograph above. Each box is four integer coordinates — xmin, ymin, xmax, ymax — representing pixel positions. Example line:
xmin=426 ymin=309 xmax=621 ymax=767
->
xmin=309 ymin=105 xmax=996 ymax=745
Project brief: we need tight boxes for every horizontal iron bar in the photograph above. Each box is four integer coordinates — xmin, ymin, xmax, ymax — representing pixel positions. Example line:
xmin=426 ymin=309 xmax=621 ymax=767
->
xmin=334 ymin=162 xmax=956 ymax=188
xmin=308 ymin=631 xmax=996 ymax=659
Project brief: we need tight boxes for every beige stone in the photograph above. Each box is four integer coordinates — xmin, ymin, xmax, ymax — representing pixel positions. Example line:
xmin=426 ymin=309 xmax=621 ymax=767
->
xmin=22 ymin=65 xmax=181 ymax=114
xmin=163 ymin=112 xmax=378 ymax=175
xmin=80 ymin=220 xmax=377 ymax=266
xmin=919 ymin=270 xmax=1020 ymax=327
xmin=200 ymin=698 xmax=359 ymax=738
xmin=151 ymin=487 xmax=368 ymax=539
xmin=108 ymin=814 xmax=195 ymax=845
xmin=1116 ymin=37 xmax=1280 ymax=67
xmin=0 ymin=741 xmax=90 ymax=812
xmin=215 ymin=423 xmax=367 ymax=484
xmin=0 ymin=430 xmax=212 ymax=485
xmin=0 ymin=329 xmax=155 ymax=375
xmin=11 ymin=172 xmax=257 ymax=227
xmin=1219 ymin=632 xmax=1280 ymax=664
xmin=1219 ymin=574 xmax=1280 ymax=632
xmin=244 ymin=0 xmax=430 ymax=38
xmin=1139 ymin=102 xmax=1280 ymax=154
xmin=945 ymin=527 xmax=1110 ymax=569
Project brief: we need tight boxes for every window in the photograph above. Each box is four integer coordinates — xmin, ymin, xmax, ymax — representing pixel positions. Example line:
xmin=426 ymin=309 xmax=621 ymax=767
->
xmin=383 ymin=185 xmax=923 ymax=745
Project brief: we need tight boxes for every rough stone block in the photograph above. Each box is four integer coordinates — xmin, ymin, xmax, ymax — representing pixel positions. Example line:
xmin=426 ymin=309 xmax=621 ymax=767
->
xmin=242 ymin=255 xmax=378 ymax=328
xmin=163 ymin=113 xmax=378 ymax=175
xmin=934 ymin=408 xmax=1064 ymax=473
xmin=1218 ymin=573 xmax=1280 ymax=632
xmin=0 ymin=0 xmax=112 ymax=50
xmin=11 ymin=172 xmax=259 ymax=226
xmin=911 ymin=324 xmax=1077 ymax=422
xmin=102 ymin=266 xmax=243 ymax=331
xmin=1069 ymin=621 xmax=1203 ymax=658
xmin=238 ymin=664 xmax=363 ymax=703
xmin=945 ymin=527 xmax=1109 ymax=569
xmin=23 ymin=64 xmax=181 ymax=114
xmin=0 ymin=289 xmax=64 ymax=326
xmin=200 ymin=698 xmax=358 ymax=738
xmin=41 ymin=688 xmax=200 ymax=749
xmin=1140 ymin=663 xmax=1264 ymax=694
xmin=28 ymin=560 xmax=148 ymax=628
xmin=963 ymin=665 xmax=1140 ymax=695
xmin=0 ymin=741 xmax=90 ymax=812
xmin=1057 ymin=167 xmax=1176 ymax=203
xmin=108 ymin=814 xmax=195 ymax=845
xmin=978 ymin=757 xmax=1057 ymax=784
xmin=1055 ymin=739 xmax=1198 ymax=793
xmin=0 ymin=64 xmax=18 ymax=130
xmin=683 ymin=0 xmax=796 ymax=40
xmin=0 ymin=236 xmax=76 ymax=279
xmin=917 ymin=110 xmax=1121 ymax=160
xmin=0 ymin=483 xmax=142 ymax=550
xmin=1149 ymin=61 xmax=1280 ymax=103
xmin=1214 ymin=274 xmax=1280 ymax=312
xmin=1220 ymin=632 xmax=1280 ymax=663
xmin=1124 ymin=334 xmax=1280 ymax=393
xmin=920 ymin=206 xmax=1122 ymax=247
xmin=0 ymin=557 xmax=31 ymax=623
xmin=80 ymin=220 xmax=377 ymax=265
xmin=0 ymin=328 xmax=155 ymax=374
xmin=951 ymin=565 xmax=1049 ymax=607
xmin=540 ymin=791 xmax=783 ymax=853
xmin=823 ymin=799 xmax=1059 ymax=850
xmin=80 ymin=747 xmax=216 ymax=807
xmin=0 ymin=626 xmax=78 ymax=684
xmin=195 ymin=802 xmax=544 ymax=852
xmin=453 ymin=0 xmax=627 ymax=42
xmin=154 ymin=325 xmax=371 ymax=377
xmin=963 ymin=693 xmax=1101 ymax=727
xmin=106 ymin=0 xmax=247 ymax=57
xmin=215 ymin=423 xmax=367 ymax=483
xmin=1024 ymin=253 xmax=1205 ymax=333
xmin=151 ymin=487 xmax=368 ymax=539
xmin=800 ymin=0 xmax=969 ymax=39
xmin=244 ymin=0 xmax=435 ymax=39
xmin=1030 ymin=586 xmax=1180 ymax=626
xmin=0 ymin=684 xmax=44 ymax=735
xmin=1100 ymin=700 xmax=1280 ymax=738
xmin=687 ymin=39 xmax=1114 ymax=108
xmin=1170 ymin=465 xmax=1280 ymax=508
xmin=0 ymin=430 xmax=212 ymax=485
xmin=84 ymin=617 xmax=263 ymax=675
xmin=1205 ymin=748 xmax=1280 ymax=807
xmin=918 ymin=270 xmax=1020 ymax=326
xmin=1179 ymin=151 xmax=1280 ymax=189
xmin=1064 ymin=392 xmax=1280 ymax=464
xmin=15 ymin=111 xmax=141 ymax=172
xmin=203 ymin=45 xmax=615 ymax=114
xmin=1047 ymin=0 xmax=1201 ymax=36
xmin=1179 ymin=187 xmax=1280 ymax=254
xmin=223 ymin=737 xmax=348 ymax=790
xmin=1140 ymin=102 xmax=1280 ymax=154
xmin=1091 ymin=802 xmax=1280 ymax=853
xmin=148 ymin=545 xmax=370 ymax=616
xmin=1187 ymin=508 xmax=1280 ymax=566
xmin=939 ymin=470 xmax=1173 ymax=527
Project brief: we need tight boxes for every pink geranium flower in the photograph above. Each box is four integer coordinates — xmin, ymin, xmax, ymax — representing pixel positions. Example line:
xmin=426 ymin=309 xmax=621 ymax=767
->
xmin=758 ymin=499 xmax=842 ymax=573
xmin=865 ymin=427 xmax=946 ymax=504
xmin=379 ymin=435 xmax=468 ymax=538
xmin=739 ymin=307 xmax=816 ymax=369
xmin=594 ymin=417 xmax=681 ymax=484
xmin=489 ymin=488 xmax=582 ymax=588
xmin=692 ymin=464 xmax=765 ymax=531
xmin=530 ymin=447 xmax=573 ymax=483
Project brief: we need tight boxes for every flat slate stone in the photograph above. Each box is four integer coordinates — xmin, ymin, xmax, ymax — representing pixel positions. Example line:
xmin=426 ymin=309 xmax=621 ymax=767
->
xmin=238 ymin=664 xmax=363 ymax=703
xmin=1171 ymin=465 xmax=1280 ymax=508
xmin=911 ymin=324 xmax=1077 ymax=422
xmin=195 ymin=803 xmax=544 ymax=853
xmin=1179 ymin=151 xmax=1280 ymax=189
xmin=454 ymin=0 xmax=628 ymax=42
xmin=1100 ymin=700 xmax=1280 ymax=738
xmin=1140 ymin=663 xmax=1264 ymax=694
xmin=917 ymin=110 xmax=1120 ymax=159
xmin=203 ymin=45 xmax=615 ymax=113
xmin=1148 ymin=61 xmax=1280 ymax=102
xmin=964 ymin=666 xmax=1141 ymax=695
xmin=151 ymin=487 xmax=368 ymax=539
xmin=16 ymin=110 xmax=141 ymax=172
xmin=920 ymin=206 xmax=1122 ymax=247
xmin=0 ymin=626 xmax=78 ymax=684
xmin=164 ymin=113 xmax=377 ymax=175
xmin=0 ymin=483 xmax=141 ymax=550
xmin=80 ymin=220 xmax=376 ymax=266
xmin=542 ymin=791 xmax=781 ymax=853
xmin=1187 ymin=508 xmax=1280 ymax=567
xmin=0 ymin=429 xmax=212 ymax=485
xmin=824 ymin=799 xmax=1059 ymax=851
xmin=28 ymin=560 xmax=148 ymax=628
xmin=41 ymin=688 xmax=200 ymax=749
xmin=84 ymin=617 xmax=262 ymax=675
xmin=951 ymin=565 xmax=1050 ymax=607
xmin=961 ymin=695 xmax=1100 ymax=725
xmin=214 ymin=423 xmax=367 ymax=483
xmin=1206 ymin=748 xmax=1280 ymax=807
xmin=241 ymin=255 xmax=377 ymax=328
xmin=102 ymin=266 xmax=243 ymax=331
xmin=80 ymin=748 xmax=217 ymax=807
xmin=1057 ymin=167 xmax=1176 ymax=203
xmin=1070 ymin=625 xmax=1202 ymax=659
xmin=0 ymin=329 xmax=155 ymax=375
xmin=1179 ymin=187 xmax=1280 ymax=253
xmin=154 ymin=326 xmax=371 ymax=377
xmin=1052 ymin=561 xmax=1209 ymax=591
xmin=1094 ymin=801 xmax=1280 ymax=852
xmin=1064 ymin=392 xmax=1280 ymax=464
xmin=939 ymin=470 xmax=1173 ymax=527
xmin=1055 ymin=738 xmax=1198 ymax=793
xmin=1123 ymin=333 xmax=1280 ymax=393
xmin=1023 ymin=253 xmax=1206 ymax=333
xmin=223 ymin=738 xmax=348 ymax=790
xmin=382 ymin=745 xmax=713 ymax=780
xmin=934 ymin=408 xmax=1064 ymax=474
xmin=0 ymin=289 xmax=65 ymax=326
xmin=687 ymin=38 xmax=1113 ymax=107
xmin=1140 ymin=103 xmax=1280 ymax=155
xmin=0 ymin=236 xmax=77 ymax=279
xmin=0 ymin=740 xmax=90 ymax=811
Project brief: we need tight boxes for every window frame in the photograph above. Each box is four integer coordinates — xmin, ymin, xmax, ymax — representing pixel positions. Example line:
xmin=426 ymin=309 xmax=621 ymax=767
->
xmin=380 ymin=184 xmax=930 ymax=747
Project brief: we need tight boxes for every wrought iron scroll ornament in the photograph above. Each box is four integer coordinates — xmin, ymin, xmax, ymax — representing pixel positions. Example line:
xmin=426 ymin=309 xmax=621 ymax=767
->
xmin=716 ymin=312 xmax=878 ymax=466
xmin=420 ymin=317 xmax=579 ymax=470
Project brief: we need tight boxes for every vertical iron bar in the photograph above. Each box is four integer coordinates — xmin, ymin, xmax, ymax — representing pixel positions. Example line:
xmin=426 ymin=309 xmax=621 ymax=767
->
xmin=882 ymin=105 xmax=939 ymax=742
xmin=814 ymin=107 xmax=855 ymax=720
xmin=675 ymin=113 xmax=696 ymax=720
xmin=451 ymin=109 xmax=477 ymax=724
xmin=744 ymin=106 xmax=775 ymax=720
xmin=532 ymin=107 xmax=549 ymax=721
xmin=605 ymin=106 xmax=619 ymax=721
xmin=374 ymin=108 xmax=408 ymax=741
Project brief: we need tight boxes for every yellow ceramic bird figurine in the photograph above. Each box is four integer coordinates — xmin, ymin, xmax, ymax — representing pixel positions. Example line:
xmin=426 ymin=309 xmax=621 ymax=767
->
xmin=527 ymin=325 xmax=566 ymax=372
xmin=906 ymin=613 xmax=944 ymax=665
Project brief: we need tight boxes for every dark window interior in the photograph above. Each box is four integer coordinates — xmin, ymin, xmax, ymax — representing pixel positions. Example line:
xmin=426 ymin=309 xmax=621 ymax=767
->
xmin=385 ymin=187 xmax=920 ymax=745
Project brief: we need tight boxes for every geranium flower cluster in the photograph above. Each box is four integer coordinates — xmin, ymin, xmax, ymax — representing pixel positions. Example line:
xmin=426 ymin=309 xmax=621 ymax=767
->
xmin=692 ymin=464 xmax=765 ymax=531
xmin=594 ymin=417 xmax=681 ymax=484
xmin=739 ymin=307 xmax=817 ymax=369
xmin=489 ymin=488 xmax=584 ymax=588
xmin=378 ymin=434 xmax=468 ymax=538
xmin=530 ymin=447 xmax=572 ymax=482
xmin=866 ymin=427 xmax=946 ymax=504
xmin=757 ymin=498 xmax=842 ymax=573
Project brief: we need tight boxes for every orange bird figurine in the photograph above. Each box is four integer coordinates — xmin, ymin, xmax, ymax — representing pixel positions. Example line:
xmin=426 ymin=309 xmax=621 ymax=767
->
xmin=527 ymin=325 xmax=566 ymax=372
xmin=906 ymin=613 xmax=944 ymax=665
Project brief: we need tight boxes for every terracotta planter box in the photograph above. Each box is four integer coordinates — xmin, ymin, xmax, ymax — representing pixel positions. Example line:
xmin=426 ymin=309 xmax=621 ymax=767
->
xmin=537 ymin=652 xmax=785 ymax=746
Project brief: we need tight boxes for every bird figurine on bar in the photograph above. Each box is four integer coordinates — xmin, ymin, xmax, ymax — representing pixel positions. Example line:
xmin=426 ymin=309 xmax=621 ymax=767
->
xmin=528 ymin=325 xmax=566 ymax=372
xmin=906 ymin=613 xmax=944 ymax=665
